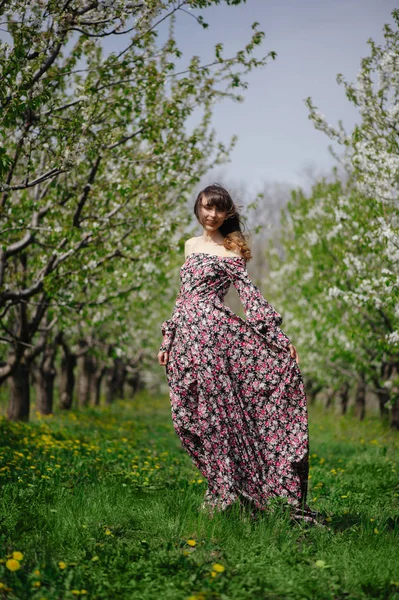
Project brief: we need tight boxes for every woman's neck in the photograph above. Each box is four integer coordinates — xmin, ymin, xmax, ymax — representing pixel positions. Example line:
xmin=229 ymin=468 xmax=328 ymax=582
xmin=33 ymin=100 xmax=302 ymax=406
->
xmin=201 ymin=230 xmax=224 ymax=245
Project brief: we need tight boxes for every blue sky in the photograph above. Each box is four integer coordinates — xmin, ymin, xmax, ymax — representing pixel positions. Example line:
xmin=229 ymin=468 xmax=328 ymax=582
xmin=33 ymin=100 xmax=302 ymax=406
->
xmin=3 ymin=1 xmax=395 ymax=195
xmin=166 ymin=0 xmax=397 ymax=194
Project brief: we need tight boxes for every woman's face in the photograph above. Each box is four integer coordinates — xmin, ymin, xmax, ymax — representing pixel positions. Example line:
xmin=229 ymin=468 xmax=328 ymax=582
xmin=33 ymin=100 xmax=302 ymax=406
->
xmin=199 ymin=195 xmax=227 ymax=232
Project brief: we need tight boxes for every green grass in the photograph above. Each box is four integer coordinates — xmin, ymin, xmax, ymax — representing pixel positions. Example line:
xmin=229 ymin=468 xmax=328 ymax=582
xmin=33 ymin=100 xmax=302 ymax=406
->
xmin=0 ymin=392 xmax=398 ymax=600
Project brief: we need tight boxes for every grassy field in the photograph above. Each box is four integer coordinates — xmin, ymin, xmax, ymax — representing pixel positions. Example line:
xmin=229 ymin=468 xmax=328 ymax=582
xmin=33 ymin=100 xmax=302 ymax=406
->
xmin=0 ymin=391 xmax=398 ymax=600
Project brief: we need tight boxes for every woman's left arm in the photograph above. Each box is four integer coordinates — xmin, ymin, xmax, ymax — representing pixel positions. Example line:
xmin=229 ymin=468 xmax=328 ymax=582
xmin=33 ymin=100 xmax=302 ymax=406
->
xmin=223 ymin=257 xmax=292 ymax=350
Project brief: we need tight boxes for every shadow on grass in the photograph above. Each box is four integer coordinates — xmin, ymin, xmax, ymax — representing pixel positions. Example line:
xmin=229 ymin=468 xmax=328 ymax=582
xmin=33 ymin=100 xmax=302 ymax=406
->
xmin=321 ymin=512 xmax=399 ymax=534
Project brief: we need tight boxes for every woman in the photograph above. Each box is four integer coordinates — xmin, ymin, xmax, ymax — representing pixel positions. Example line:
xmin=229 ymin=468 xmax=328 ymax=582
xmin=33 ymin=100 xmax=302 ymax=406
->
xmin=158 ymin=183 xmax=323 ymax=525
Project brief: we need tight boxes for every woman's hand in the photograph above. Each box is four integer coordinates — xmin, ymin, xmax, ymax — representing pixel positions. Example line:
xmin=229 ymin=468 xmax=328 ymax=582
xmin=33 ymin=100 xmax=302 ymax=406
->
xmin=288 ymin=343 xmax=299 ymax=364
xmin=158 ymin=350 xmax=169 ymax=366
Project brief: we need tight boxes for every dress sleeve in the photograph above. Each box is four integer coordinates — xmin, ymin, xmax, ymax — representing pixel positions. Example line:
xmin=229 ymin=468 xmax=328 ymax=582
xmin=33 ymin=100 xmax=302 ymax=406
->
xmin=159 ymin=290 xmax=183 ymax=354
xmin=223 ymin=258 xmax=291 ymax=349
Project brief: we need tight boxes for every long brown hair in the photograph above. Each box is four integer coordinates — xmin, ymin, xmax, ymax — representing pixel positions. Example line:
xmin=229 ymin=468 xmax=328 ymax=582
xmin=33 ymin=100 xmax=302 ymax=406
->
xmin=193 ymin=183 xmax=252 ymax=262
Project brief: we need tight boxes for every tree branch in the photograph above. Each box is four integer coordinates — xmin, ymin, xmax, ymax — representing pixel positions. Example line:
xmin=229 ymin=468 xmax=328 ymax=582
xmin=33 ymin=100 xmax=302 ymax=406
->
xmin=1 ymin=168 xmax=65 ymax=191
xmin=105 ymin=127 xmax=145 ymax=150
xmin=27 ymin=40 xmax=64 ymax=91
xmin=73 ymin=157 xmax=102 ymax=227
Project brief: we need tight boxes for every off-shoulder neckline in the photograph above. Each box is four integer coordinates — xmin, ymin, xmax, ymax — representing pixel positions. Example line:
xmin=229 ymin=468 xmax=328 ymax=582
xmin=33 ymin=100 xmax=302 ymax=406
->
xmin=184 ymin=251 xmax=245 ymax=263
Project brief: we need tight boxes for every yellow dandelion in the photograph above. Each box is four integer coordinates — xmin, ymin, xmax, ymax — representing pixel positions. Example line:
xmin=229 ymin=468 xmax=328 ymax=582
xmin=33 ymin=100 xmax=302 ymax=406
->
xmin=33 ymin=569 xmax=40 ymax=576
xmin=71 ymin=590 xmax=81 ymax=596
xmin=58 ymin=561 xmax=67 ymax=569
xmin=211 ymin=570 xmax=217 ymax=577
xmin=187 ymin=539 xmax=196 ymax=547
xmin=6 ymin=558 xmax=20 ymax=572
xmin=12 ymin=552 xmax=23 ymax=561
xmin=104 ymin=528 xmax=112 ymax=536
xmin=374 ymin=528 xmax=379 ymax=534
xmin=32 ymin=581 xmax=41 ymax=587
xmin=341 ymin=495 xmax=348 ymax=499
xmin=212 ymin=563 xmax=225 ymax=573
xmin=315 ymin=560 xmax=326 ymax=568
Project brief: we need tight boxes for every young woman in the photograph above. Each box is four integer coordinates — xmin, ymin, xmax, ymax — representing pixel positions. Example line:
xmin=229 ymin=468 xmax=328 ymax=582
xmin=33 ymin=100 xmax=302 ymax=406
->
xmin=158 ymin=183 xmax=324 ymax=525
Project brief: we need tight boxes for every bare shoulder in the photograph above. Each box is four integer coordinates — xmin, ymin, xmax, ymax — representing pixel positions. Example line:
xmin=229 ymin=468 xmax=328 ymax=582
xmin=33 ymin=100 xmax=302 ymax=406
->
xmin=184 ymin=237 xmax=199 ymax=257
xmin=184 ymin=236 xmax=243 ymax=259
xmin=185 ymin=237 xmax=199 ymax=245
xmin=225 ymin=243 xmax=244 ymax=258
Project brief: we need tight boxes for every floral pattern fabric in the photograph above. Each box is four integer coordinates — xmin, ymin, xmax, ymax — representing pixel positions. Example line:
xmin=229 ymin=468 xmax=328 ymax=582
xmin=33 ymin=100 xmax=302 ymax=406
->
xmin=160 ymin=252 xmax=311 ymax=517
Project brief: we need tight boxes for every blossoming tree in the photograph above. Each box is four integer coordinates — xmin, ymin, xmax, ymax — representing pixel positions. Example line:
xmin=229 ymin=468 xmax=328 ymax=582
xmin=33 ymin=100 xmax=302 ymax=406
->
xmin=268 ymin=10 xmax=399 ymax=427
xmin=0 ymin=0 xmax=275 ymax=419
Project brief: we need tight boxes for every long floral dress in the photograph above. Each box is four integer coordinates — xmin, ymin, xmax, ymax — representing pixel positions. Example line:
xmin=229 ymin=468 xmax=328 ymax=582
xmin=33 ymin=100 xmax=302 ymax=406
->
xmin=159 ymin=252 xmax=317 ymax=523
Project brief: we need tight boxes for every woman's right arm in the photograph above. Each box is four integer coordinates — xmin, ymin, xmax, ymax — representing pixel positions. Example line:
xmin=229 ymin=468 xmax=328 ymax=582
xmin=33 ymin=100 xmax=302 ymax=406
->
xmin=158 ymin=289 xmax=183 ymax=356
xmin=158 ymin=240 xmax=192 ymax=365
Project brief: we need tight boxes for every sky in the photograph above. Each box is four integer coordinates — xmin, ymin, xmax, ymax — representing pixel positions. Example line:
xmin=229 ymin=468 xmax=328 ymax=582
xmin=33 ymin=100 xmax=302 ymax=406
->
xmin=3 ymin=1 xmax=396 ymax=197
xmin=162 ymin=0 xmax=398 ymax=195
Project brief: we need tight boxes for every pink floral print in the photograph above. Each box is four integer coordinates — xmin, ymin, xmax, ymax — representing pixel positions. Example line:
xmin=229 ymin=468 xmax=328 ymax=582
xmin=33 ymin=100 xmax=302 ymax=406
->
xmin=160 ymin=252 xmax=314 ymax=521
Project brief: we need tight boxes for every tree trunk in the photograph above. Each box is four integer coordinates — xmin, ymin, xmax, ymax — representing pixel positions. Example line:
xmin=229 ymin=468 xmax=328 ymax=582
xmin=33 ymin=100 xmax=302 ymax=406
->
xmin=126 ymin=369 xmax=140 ymax=398
xmin=77 ymin=352 xmax=93 ymax=407
xmin=36 ymin=343 xmax=58 ymax=415
xmin=304 ymin=377 xmax=322 ymax=405
xmin=355 ymin=374 xmax=366 ymax=421
xmin=325 ymin=387 xmax=336 ymax=410
xmin=339 ymin=381 xmax=350 ymax=415
xmin=124 ymin=351 xmax=143 ymax=399
xmin=391 ymin=397 xmax=399 ymax=429
xmin=105 ymin=360 xmax=119 ymax=404
xmin=390 ymin=365 xmax=399 ymax=430
xmin=90 ymin=365 xmax=106 ymax=406
xmin=104 ymin=357 xmax=127 ymax=404
xmin=59 ymin=351 xmax=76 ymax=410
xmin=116 ymin=359 xmax=126 ymax=399
xmin=7 ymin=361 xmax=30 ymax=421
xmin=378 ymin=388 xmax=390 ymax=419
xmin=378 ymin=361 xmax=392 ymax=419
xmin=36 ymin=367 xmax=56 ymax=415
